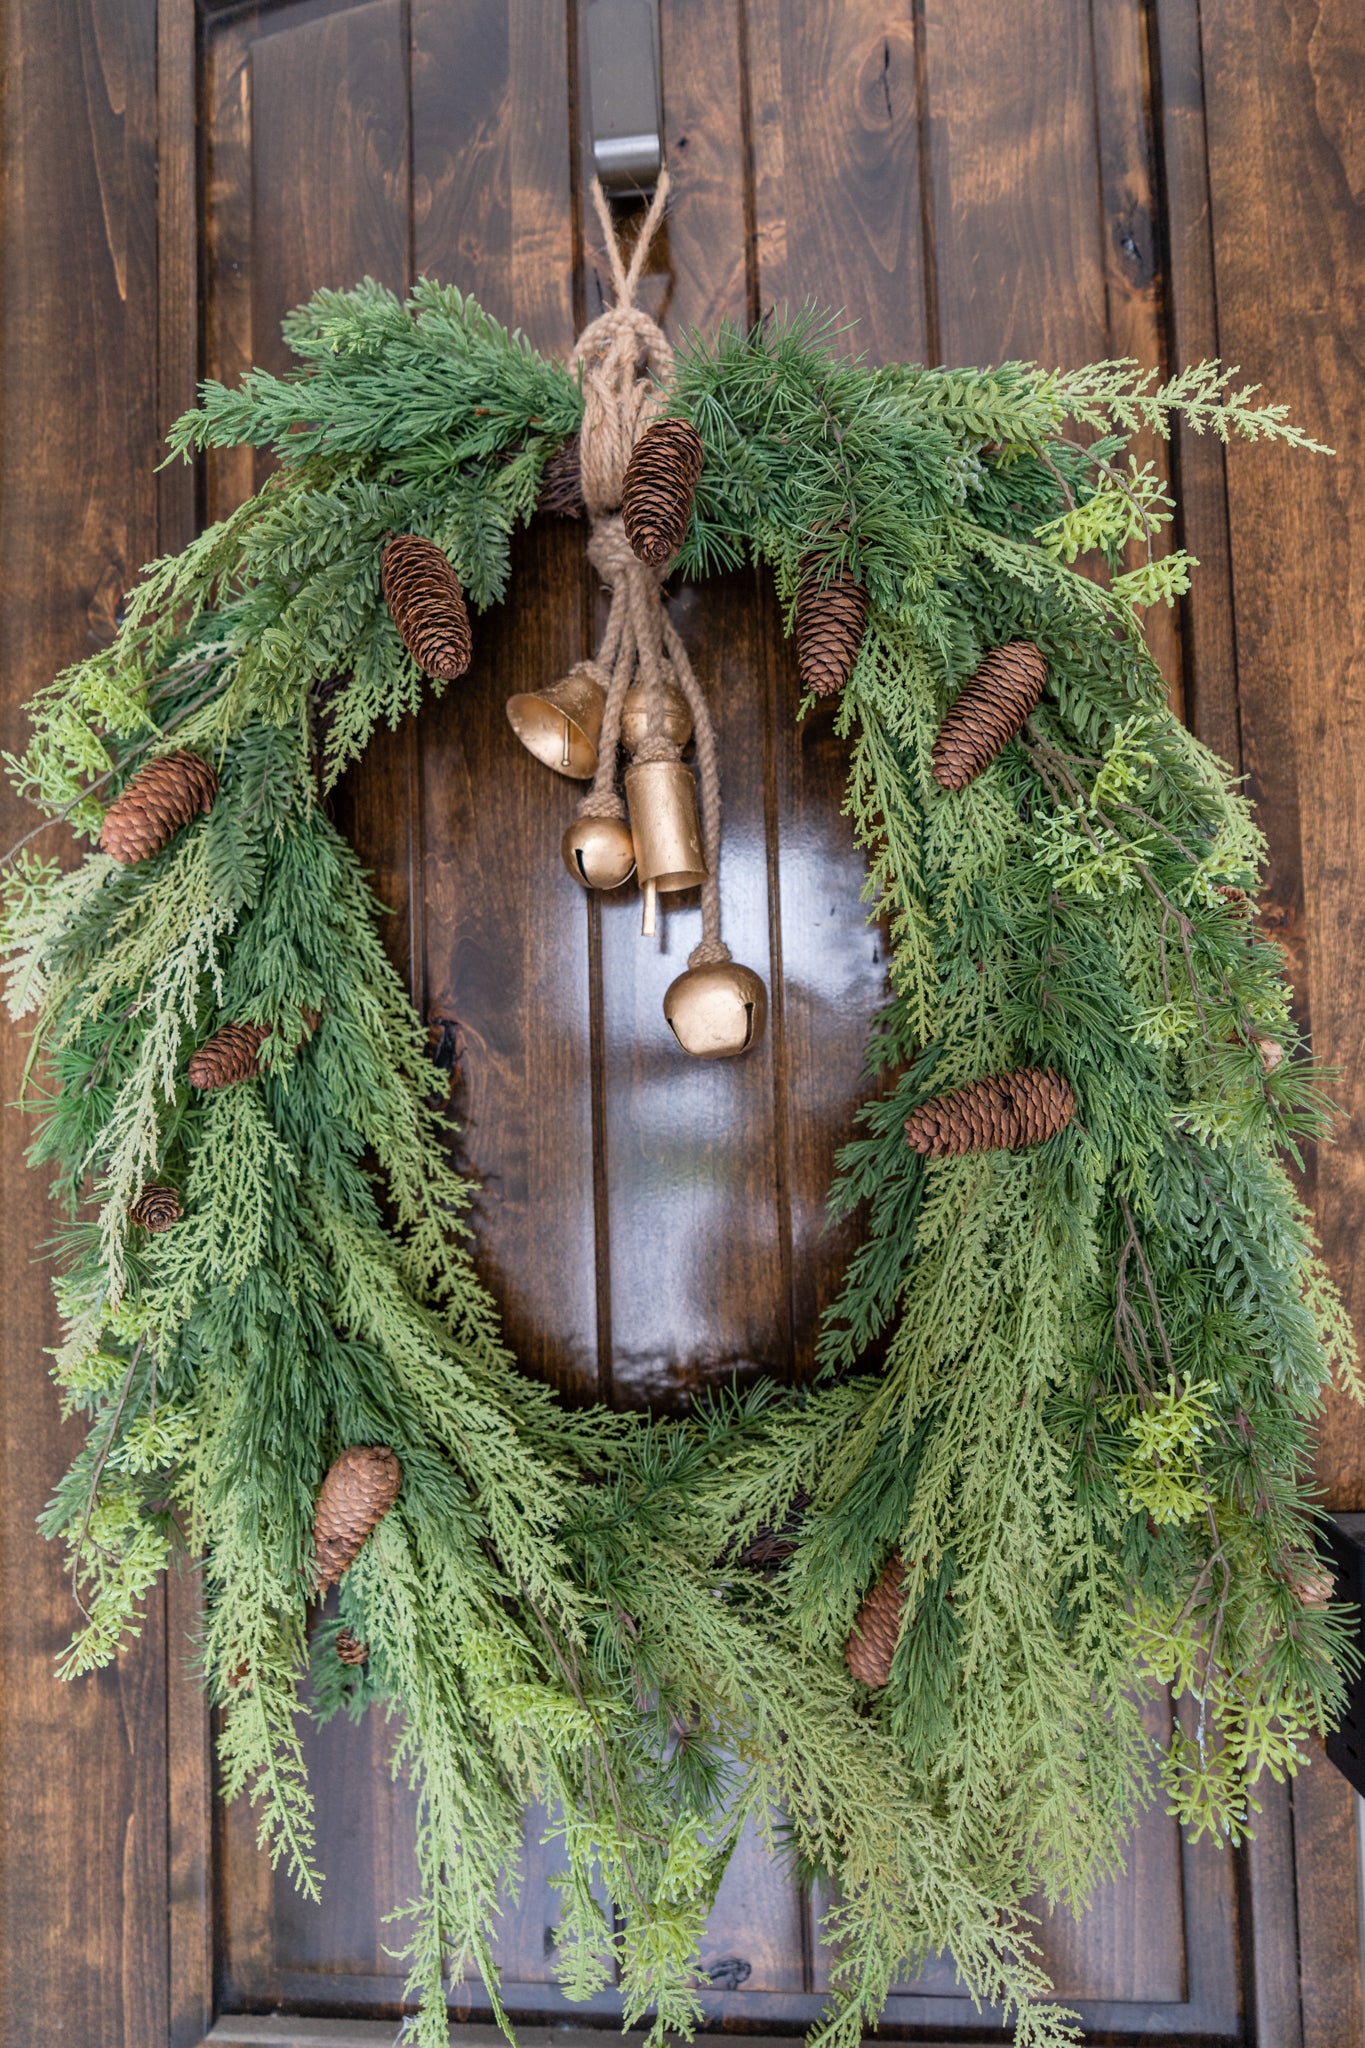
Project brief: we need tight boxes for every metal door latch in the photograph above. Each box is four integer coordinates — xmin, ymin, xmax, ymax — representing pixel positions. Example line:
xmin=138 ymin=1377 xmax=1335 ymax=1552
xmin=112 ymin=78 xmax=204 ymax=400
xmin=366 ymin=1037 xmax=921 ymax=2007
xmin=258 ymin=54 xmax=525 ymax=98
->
xmin=585 ymin=0 xmax=663 ymax=193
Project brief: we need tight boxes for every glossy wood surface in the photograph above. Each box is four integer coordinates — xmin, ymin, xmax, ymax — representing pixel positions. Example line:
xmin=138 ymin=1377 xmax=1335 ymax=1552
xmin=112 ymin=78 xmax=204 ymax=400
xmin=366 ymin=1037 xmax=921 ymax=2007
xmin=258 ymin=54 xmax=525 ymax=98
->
xmin=2 ymin=1 xmax=1364 ymax=2043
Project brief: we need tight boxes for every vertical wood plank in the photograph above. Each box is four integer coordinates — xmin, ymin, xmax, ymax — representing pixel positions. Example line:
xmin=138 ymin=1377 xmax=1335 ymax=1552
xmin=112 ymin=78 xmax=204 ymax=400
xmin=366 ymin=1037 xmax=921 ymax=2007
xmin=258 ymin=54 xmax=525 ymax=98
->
xmin=0 ymin=2 xmax=171 ymax=2043
xmin=1198 ymin=0 xmax=1365 ymax=1513
xmin=1295 ymin=1748 xmax=1365 ymax=2048
xmin=411 ymin=0 xmax=597 ymax=1401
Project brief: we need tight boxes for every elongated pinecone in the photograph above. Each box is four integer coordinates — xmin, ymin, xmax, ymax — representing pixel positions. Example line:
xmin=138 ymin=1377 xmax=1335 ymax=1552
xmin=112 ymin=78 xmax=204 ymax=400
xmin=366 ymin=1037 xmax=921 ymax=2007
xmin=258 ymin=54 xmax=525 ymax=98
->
xmin=622 ymin=418 xmax=704 ymax=565
xmin=188 ymin=1020 xmax=269 ymax=1091
xmin=336 ymin=1628 xmax=370 ymax=1668
xmin=845 ymin=1553 xmax=907 ymax=1687
xmin=188 ymin=1008 xmax=319 ymax=1091
xmin=905 ymin=1067 xmax=1076 ymax=1157
xmin=129 ymin=1182 xmax=183 ymax=1232
xmin=538 ymin=435 xmax=585 ymax=518
xmin=313 ymin=1446 xmax=402 ymax=1589
xmin=381 ymin=535 xmax=472 ymax=680
xmin=931 ymin=641 xmax=1047 ymax=790
xmin=99 ymin=750 xmax=218 ymax=865
xmin=795 ymin=556 xmax=869 ymax=698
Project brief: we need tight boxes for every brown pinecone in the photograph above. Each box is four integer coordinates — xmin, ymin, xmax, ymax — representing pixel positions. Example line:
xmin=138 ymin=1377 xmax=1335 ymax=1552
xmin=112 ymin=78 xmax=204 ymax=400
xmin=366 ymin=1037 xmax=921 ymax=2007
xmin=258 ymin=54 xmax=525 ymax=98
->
xmin=736 ymin=1490 xmax=810 ymax=1571
xmin=1216 ymin=884 xmax=1250 ymax=906
xmin=99 ymin=750 xmax=219 ymax=865
xmin=188 ymin=1009 xmax=319 ymax=1091
xmin=795 ymin=556 xmax=869 ymax=698
xmin=313 ymin=1445 xmax=402 ymax=1589
xmin=538 ymin=435 xmax=585 ymax=518
xmin=621 ymin=418 xmax=704 ymax=566
xmin=336 ymin=1628 xmax=370 ymax=1668
xmin=845 ymin=1552 xmax=907 ymax=1687
xmin=380 ymin=535 xmax=472 ymax=681
xmin=187 ymin=1020 xmax=269 ymax=1091
xmin=904 ymin=1067 xmax=1076 ymax=1158
xmin=931 ymin=641 xmax=1047 ymax=790
xmin=129 ymin=1182 xmax=183 ymax=1232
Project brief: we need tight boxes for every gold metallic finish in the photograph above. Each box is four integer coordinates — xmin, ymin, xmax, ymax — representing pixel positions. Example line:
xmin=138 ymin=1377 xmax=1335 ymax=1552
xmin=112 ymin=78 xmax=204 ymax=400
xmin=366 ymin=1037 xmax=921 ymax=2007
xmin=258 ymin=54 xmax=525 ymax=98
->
xmin=621 ymin=680 xmax=693 ymax=754
xmin=561 ymin=814 xmax=637 ymax=890
xmin=624 ymin=759 xmax=706 ymax=894
xmin=505 ymin=665 xmax=605 ymax=779
xmin=663 ymin=961 xmax=768 ymax=1059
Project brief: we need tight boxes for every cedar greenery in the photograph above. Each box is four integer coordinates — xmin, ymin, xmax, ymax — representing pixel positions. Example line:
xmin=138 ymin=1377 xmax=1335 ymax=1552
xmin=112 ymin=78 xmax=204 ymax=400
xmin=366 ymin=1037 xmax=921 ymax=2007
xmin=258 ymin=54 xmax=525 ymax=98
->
xmin=2 ymin=279 xmax=1357 ymax=2048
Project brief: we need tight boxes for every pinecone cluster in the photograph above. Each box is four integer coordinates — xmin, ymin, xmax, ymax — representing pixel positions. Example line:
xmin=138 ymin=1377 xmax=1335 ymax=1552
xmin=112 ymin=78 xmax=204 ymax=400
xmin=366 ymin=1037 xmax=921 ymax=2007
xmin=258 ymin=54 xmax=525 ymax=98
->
xmin=381 ymin=535 xmax=472 ymax=681
xmin=845 ymin=1552 xmax=907 ymax=1687
xmin=336 ymin=1628 xmax=370 ymax=1668
xmin=795 ymin=554 xmax=869 ymax=698
xmin=312 ymin=1445 xmax=402 ymax=1589
xmin=538 ymin=435 xmax=586 ymax=518
xmin=622 ymin=418 xmax=704 ymax=566
xmin=129 ymin=1182 xmax=183 ymax=1232
xmin=99 ymin=750 xmax=218 ymax=865
xmin=931 ymin=641 xmax=1047 ymax=790
xmin=904 ymin=1067 xmax=1076 ymax=1158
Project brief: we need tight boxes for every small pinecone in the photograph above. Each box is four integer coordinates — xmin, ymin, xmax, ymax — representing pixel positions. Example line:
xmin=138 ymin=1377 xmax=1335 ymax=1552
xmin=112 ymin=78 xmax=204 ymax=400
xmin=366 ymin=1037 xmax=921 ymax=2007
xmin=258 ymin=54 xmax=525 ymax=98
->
xmin=621 ymin=418 xmax=704 ymax=566
xmin=313 ymin=1445 xmax=402 ymax=1589
xmin=336 ymin=1627 xmax=370 ymax=1668
xmin=931 ymin=641 xmax=1048 ymax=790
xmin=795 ymin=556 xmax=869 ymax=698
xmin=905 ymin=1067 xmax=1076 ymax=1158
xmin=538 ymin=435 xmax=586 ymax=518
xmin=381 ymin=535 xmax=472 ymax=681
xmin=737 ymin=1490 xmax=810 ymax=1571
xmin=1256 ymin=1036 xmax=1285 ymax=1074
xmin=188 ymin=1020 xmax=269 ymax=1091
xmin=129 ymin=1182 xmax=183 ymax=1232
xmin=99 ymin=750 xmax=219 ymax=865
xmin=845 ymin=1553 xmax=907 ymax=1687
xmin=1216 ymin=884 xmax=1250 ymax=906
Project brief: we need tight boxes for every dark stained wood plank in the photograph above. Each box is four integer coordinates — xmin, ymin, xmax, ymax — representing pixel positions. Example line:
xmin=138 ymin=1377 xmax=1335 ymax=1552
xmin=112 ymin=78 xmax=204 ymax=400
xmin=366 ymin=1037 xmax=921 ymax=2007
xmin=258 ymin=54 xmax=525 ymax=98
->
xmin=411 ymin=0 xmax=597 ymax=1402
xmin=1198 ymin=0 xmax=1365 ymax=1514
xmin=1294 ymin=1746 xmax=1365 ymax=2048
xmin=1242 ymin=1776 xmax=1306 ymax=2048
xmin=592 ymin=7 xmax=790 ymax=1411
xmin=745 ymin=0 xmax=920 ymax=1381
xmin=0 ymin=4 xmax=171 ymax=2044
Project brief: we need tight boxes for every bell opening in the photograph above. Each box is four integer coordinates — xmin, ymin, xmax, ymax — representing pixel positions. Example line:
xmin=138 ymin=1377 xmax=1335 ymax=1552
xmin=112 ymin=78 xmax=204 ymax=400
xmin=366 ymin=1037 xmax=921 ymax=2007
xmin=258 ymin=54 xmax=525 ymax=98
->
xmin=666 ymin=1016 xmax=683 ymax=1046
xmin=574 ymin=850 xmax=591 ymax=885
xmin=651 ymin=867 xmax=708 ymax=894
xmin=739 ymin=1002 xmax=756 ymax=1051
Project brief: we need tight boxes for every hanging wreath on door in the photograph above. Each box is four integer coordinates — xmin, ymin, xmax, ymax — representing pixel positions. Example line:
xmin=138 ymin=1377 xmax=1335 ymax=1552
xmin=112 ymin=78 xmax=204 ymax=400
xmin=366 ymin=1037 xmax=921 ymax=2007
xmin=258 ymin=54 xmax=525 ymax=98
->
xmin=2 ymin=175 xmax=1356 ymax=2048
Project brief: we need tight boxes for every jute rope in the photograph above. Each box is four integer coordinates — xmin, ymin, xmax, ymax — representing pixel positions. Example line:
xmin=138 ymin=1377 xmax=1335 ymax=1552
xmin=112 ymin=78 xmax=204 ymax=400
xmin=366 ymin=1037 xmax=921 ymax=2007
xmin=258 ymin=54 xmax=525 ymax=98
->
xmin=572 ymin=173 xmax=729 ymax=970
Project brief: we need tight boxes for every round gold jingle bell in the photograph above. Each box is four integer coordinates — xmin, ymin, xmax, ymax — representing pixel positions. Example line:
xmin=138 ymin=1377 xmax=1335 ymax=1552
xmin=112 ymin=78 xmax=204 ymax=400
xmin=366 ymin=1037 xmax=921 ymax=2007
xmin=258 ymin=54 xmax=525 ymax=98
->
xmin=562 ymin=814 xmax=637 ymax=890
xmin=663 ymin=960 xmax=768 ymax=1059
xmin=505 ymin=664 xmax=605 ymax=779
xmin=621 ymin=680 xmax=693 ymax=755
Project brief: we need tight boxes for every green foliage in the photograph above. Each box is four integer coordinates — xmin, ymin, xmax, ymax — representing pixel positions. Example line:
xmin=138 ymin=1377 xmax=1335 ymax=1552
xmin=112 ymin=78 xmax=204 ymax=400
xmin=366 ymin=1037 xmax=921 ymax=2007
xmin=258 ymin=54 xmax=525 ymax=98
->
xmin=2 ymin=278 xmax=1354 ymax=2048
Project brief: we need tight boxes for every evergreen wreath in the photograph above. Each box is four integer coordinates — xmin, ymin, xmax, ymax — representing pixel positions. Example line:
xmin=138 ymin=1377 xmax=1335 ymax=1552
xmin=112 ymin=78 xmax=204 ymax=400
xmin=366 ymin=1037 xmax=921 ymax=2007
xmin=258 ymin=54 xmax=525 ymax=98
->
xmin=2 ymin=174 xmax=1359 ymax=2048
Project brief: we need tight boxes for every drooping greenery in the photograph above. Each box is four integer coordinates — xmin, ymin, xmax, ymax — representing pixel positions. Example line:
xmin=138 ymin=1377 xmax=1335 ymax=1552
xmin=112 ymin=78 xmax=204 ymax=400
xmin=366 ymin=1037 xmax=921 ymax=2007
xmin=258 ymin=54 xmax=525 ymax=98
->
xmin=1 ymin=280 xmax=1356 ymax=2048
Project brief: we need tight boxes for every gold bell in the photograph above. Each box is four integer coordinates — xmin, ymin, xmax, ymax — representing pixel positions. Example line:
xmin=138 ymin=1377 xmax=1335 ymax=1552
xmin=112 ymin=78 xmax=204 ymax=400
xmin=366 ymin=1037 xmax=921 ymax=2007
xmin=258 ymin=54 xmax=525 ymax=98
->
xmin=621 ymin=681 xmax=693 ymax=755
xmin=625 ymin=759 xmax=706 ymax=936
xmin=562 ymin=814 xmax=637 ymax=890
xmin=664 ymin=960 xmax=768 ymax=1059
xmin=505 ymin=664 xmax=604 ymax=779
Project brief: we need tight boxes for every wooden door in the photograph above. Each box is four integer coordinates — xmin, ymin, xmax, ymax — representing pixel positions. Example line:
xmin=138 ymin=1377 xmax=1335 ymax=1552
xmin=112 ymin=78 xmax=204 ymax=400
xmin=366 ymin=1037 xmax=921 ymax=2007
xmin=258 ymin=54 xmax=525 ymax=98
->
xmin=3 ymin=4 xmax=1365 ymax=2045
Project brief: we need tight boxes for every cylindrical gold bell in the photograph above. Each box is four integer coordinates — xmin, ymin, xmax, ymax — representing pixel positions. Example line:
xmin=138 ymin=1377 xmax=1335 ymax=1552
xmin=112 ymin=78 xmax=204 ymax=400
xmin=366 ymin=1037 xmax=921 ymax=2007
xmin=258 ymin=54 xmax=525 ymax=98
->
xmin=625 ymin=759 xmax=707 ymax=935
xmin=621 ymin=681 xmax=693 ymax=755
xmin=562 ymin=814 xmax=637 ymax=890
xmin=505 ymin=664 xmax=604 ymax=779
xmin=663 ymin=961 xmax=768 ymax=1059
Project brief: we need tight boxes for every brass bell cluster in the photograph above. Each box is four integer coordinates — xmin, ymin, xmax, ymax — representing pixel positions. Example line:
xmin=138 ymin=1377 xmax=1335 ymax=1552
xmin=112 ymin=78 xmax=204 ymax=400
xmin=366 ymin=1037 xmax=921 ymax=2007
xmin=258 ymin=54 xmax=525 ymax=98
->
xmin=506 ymin=605 xmax=766 ymax=1061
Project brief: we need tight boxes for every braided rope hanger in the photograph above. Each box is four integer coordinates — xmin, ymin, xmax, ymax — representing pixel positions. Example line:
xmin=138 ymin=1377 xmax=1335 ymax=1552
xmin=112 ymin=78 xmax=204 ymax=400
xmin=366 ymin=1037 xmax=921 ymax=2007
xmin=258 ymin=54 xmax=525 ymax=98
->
xmin=570 ymin=171 xmax=730 ymax=970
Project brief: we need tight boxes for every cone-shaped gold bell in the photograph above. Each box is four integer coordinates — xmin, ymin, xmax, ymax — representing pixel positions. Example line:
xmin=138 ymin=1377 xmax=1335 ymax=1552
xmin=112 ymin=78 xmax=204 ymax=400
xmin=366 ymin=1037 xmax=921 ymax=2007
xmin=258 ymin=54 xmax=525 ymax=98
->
xmin=625 ymin=759 xmax=706 ymax=935
xmin=664 ymin=960 xmax=768 ymax=1059
xmin=621 ymin=681 xmax=693 ymax=755
xmin=562 ymin=814 xmax=637 ymax=890
xmin=505 ymin=664 xmax=604 ymax=779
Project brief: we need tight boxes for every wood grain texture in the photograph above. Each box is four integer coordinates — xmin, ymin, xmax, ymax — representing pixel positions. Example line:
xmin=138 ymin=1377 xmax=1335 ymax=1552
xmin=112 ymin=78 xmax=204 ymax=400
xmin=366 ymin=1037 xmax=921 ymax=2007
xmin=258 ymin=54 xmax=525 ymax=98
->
xmin=0 ymin=3 xmax=170 ymax=2045
xmin=3 ymin=0 xmax=1364 ymax=2039
xmin=1199 ymin=0 xmax=1365 ymax=1514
